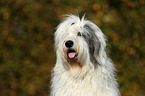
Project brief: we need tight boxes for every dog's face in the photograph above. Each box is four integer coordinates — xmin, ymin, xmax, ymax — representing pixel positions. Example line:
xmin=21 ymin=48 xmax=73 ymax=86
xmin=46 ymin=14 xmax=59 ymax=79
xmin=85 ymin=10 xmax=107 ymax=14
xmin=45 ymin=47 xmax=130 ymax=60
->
xmin=62 ymin=22 xmax=89 ymax=68
xmin=55 ymin=15 xmax=106 ymax=71
xmin=56 ymin=21 xmax=89 ymax=70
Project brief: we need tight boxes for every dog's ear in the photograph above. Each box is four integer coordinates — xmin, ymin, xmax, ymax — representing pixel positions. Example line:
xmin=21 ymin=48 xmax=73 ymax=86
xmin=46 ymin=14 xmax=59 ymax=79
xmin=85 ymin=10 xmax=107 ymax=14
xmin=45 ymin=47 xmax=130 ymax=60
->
xmin=83 ymin=21 xmax=107 ymax=65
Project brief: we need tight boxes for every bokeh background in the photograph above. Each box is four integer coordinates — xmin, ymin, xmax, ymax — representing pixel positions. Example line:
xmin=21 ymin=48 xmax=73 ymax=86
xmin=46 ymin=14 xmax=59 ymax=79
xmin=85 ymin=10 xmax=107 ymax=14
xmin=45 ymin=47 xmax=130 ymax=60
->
xmin=0 ymin=0 xmax=145 ymax=96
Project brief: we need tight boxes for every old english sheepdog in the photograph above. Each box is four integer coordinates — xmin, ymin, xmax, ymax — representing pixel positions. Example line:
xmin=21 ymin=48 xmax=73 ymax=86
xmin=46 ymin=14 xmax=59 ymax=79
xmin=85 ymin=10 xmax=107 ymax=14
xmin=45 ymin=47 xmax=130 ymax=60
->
xmin=51 ymin=15 xmax=120 ymax=96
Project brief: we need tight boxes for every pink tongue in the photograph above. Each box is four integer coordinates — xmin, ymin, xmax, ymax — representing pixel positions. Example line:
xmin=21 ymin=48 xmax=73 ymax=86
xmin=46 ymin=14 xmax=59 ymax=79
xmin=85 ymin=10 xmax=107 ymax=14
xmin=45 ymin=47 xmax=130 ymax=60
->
xmin=68 ymin=52 xmax=76 ymax=58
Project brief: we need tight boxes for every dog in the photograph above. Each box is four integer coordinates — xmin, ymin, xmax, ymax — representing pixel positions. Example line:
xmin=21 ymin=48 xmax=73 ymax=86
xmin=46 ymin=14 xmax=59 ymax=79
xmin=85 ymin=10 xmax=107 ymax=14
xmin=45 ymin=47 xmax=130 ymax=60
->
xmin=51 ymin=15 xmax=121 ymax=96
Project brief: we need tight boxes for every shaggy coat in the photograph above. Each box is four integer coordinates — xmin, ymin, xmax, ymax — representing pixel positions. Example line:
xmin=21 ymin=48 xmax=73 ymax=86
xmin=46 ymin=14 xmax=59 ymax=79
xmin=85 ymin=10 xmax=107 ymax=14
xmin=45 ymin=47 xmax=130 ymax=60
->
xmin=51 ymin=15 xmax=121 ymax=96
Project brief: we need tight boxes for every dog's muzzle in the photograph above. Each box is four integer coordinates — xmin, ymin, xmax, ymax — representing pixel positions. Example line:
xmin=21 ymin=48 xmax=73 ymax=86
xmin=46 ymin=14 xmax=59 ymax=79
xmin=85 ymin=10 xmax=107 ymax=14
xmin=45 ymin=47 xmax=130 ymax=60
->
xmin=65 ymin=40 xmax=77 ymax=59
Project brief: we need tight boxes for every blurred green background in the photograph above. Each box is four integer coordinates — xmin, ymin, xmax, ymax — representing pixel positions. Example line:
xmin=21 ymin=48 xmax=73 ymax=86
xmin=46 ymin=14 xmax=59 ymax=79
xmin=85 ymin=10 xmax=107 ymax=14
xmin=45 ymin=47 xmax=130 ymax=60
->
xmin=0 ymin=0 xmax=144 ymax=96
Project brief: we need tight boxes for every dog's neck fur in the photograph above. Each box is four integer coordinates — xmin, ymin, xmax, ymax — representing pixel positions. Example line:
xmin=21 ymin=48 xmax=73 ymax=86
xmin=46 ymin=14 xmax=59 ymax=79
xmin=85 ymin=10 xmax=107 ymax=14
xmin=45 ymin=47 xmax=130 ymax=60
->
xmin=51 ymin=61 xmax=120 ymax=96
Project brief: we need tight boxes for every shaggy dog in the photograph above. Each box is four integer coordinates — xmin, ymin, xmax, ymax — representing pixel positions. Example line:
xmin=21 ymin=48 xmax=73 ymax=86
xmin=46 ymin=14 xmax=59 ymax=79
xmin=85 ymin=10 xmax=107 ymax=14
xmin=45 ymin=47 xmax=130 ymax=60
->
xmin=51 ymin=15 xmax=121 ymax=96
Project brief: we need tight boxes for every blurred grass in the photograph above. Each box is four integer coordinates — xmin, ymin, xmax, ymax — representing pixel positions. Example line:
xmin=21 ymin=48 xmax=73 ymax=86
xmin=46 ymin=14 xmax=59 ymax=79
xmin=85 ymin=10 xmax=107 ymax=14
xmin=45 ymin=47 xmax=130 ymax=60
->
xmin=0 ymin=0 xmax=145 ymax=96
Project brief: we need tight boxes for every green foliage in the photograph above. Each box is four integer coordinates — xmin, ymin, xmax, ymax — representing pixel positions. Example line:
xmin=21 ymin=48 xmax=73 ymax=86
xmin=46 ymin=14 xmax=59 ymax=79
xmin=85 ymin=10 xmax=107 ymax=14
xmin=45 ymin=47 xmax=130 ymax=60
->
xmin=0 ymin=0 xmax=144 ymax=96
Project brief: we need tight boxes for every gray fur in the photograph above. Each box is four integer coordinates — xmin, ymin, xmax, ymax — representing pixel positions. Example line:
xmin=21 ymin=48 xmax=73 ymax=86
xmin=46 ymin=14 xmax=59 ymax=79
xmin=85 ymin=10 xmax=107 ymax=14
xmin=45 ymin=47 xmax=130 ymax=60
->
xmin=83 ymin=23 xmax=101 ymax=65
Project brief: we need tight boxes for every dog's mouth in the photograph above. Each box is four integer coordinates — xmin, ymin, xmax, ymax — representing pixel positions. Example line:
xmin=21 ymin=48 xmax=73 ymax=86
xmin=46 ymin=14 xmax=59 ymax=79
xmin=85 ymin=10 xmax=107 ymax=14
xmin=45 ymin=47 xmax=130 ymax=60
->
xmin=67 ymin=49 xmax=81 ymax=69
xmin=67 ymin=49 xmax=78 ymax=59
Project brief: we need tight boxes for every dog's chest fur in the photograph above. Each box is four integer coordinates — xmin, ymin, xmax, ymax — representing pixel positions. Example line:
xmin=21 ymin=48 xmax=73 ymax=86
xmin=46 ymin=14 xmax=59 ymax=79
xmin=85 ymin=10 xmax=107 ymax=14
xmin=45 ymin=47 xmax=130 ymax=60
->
xmin=51 ymin=67 xmax=116 ymax=96
xmin=52 ymin=70 xmax=95 ymax=96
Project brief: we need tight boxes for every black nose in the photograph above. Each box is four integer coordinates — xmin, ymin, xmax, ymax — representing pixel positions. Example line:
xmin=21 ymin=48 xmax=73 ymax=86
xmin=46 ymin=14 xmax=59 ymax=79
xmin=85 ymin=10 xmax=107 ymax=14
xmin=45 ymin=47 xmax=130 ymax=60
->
xmin=65 ymin=40 xmax=74 ymax=48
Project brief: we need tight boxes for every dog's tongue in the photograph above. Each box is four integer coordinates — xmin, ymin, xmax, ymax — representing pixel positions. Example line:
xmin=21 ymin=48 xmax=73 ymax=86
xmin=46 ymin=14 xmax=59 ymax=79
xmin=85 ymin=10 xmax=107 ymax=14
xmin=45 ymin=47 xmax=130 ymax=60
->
xmin=68 ymin=52 xmax=76 ymax=58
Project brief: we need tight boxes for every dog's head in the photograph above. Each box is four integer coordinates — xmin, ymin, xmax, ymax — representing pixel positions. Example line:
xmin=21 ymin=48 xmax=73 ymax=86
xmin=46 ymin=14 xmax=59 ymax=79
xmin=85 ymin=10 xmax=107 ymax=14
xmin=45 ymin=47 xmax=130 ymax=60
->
xmin=55 ymin=15 xmax=107 ymax=72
